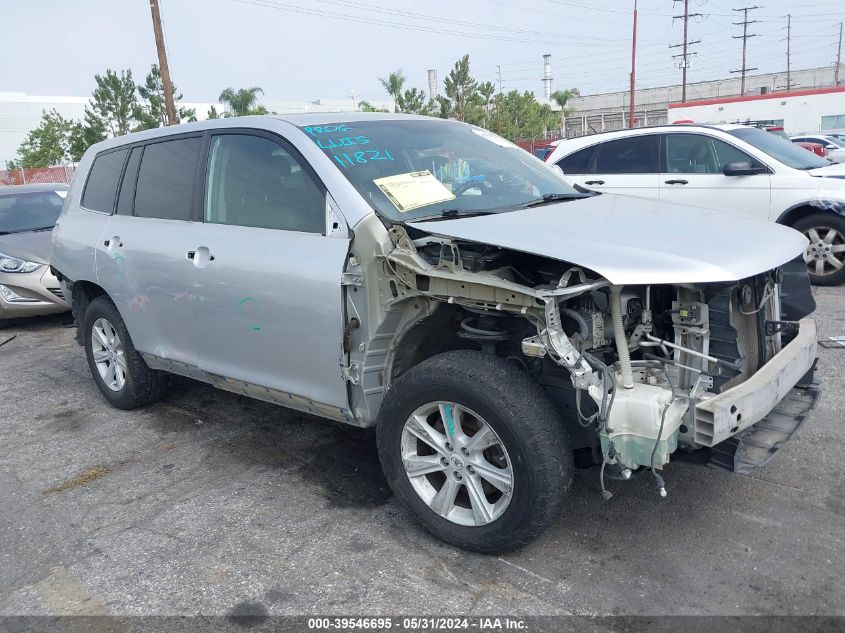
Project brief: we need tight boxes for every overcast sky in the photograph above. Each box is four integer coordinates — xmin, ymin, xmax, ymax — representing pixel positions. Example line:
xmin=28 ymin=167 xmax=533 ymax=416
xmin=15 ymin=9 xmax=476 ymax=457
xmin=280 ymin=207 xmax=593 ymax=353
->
xmin=4 ymin=0 xmax=844 ymax=103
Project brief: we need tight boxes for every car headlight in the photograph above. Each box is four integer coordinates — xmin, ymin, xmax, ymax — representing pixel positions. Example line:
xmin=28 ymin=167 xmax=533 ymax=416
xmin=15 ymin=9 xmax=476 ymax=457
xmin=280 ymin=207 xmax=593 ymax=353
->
xmin=0 ymin=253 xmax=42 ymax=273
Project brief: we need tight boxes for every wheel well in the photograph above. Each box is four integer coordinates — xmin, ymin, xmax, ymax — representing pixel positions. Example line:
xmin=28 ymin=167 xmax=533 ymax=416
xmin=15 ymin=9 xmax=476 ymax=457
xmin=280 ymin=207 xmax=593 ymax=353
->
xmin=70 ymin=280 xmax=108 ymax=344
xmin=777 ymin=203 xmax=835 ymax=228
xmin=388 ymin=304 xmax=467 ymax=383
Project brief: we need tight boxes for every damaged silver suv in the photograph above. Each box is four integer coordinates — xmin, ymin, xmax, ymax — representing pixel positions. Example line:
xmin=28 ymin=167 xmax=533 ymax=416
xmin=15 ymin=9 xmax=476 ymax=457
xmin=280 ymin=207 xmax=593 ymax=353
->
xmin=51 ymin=114 xmax=819 ymax=553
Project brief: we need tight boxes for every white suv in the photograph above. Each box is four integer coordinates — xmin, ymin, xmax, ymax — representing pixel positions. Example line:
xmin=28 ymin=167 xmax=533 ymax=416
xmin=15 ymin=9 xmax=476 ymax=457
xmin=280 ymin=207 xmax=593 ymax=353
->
xmin=546 ymin=124 xmax=845 ymax=285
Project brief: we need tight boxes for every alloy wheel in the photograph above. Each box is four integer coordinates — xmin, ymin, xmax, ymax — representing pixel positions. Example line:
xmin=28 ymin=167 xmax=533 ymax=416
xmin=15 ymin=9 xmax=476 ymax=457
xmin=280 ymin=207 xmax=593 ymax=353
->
xmin=803 ymin=226 xmax=845 ymax=278
xmin=400 ymin=401 xmax=514 ymax=527
xmin=91 ymin=317 xmax=127 ymax=392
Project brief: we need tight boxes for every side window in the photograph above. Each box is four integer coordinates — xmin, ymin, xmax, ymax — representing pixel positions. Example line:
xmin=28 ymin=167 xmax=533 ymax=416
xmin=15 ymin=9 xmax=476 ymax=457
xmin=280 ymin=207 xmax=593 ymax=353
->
xmin=665 ymin=134 xmax=720 ymax=174
xmin=556 ymin=146 xmax=595 ymax=174
xmin=710 ymin=138 xmax=759 ymax=171
xmin=116 ymin=146 xmax=143 ymax=215
xmin=81 ymin=149 xmax=128 ymax=213
xmin=134 ymin=137 xmax=202 ymax=221
xmin=204 ymin=134 xmax=325 ymax=234
xmin=594 ymin=136 xmax=659 ymax=174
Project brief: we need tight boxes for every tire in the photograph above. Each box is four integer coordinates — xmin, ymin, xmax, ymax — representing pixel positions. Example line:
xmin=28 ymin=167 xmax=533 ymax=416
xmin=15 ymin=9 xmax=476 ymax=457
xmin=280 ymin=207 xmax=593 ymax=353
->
xmin=83 ymin=295 xmax=167 ymax=409
xmin=377 ymin=350 xmax=573 ymax=553
xmin=792 ymin=212 xmax=845 ymax=286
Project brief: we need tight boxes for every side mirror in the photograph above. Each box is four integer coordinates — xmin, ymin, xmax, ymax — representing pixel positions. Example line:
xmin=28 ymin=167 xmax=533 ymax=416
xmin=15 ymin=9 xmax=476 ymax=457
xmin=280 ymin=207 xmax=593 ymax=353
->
xmin=723 ymin=161 xmax=767 ymax=176
xmin=826 ymin=144 xmax=838 ymax=150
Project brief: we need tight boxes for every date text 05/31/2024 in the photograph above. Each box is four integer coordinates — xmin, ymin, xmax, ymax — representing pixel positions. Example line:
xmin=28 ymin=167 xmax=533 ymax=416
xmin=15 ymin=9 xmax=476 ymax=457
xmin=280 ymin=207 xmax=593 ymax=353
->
xmin=303 ymin=124 xmax=395 ymax=168
xmin=306 ymin=617 xmax=528 ymax=630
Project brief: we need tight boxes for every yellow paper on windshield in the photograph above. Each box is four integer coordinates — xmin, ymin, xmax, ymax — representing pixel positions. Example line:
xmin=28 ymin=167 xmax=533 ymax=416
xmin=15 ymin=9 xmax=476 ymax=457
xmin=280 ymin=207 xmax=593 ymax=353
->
xmin=373 ymin=170 xmax=456 ymax=213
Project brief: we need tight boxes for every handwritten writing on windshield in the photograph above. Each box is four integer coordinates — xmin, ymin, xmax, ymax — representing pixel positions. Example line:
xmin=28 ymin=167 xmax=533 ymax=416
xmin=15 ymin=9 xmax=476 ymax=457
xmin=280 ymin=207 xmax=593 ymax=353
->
xmin=303 ymin=125 xmax=394 ymax=168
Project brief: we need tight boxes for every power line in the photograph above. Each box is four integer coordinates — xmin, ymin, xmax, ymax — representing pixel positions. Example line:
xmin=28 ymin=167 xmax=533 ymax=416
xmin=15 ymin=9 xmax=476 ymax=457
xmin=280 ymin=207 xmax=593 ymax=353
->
xmin=670 ymin=0 xmax=702 ymax=102
xmin=730 ymin=6 xmax=760 ymax=95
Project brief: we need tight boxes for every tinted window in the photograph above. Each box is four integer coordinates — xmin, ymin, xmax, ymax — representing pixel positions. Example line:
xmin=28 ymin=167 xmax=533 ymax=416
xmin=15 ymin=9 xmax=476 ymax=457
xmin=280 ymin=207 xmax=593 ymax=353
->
xmin=134 ymin=137 xmax=201 ymax=220
xmin=594 ymin=135 xmax=659 ymax=174
xmin=556 ymin=146 xmax=595 ymax=174
xmin=82 ymin=149 xmax=128 ymax=212
xmin=116 ymin=146 xmax=143 ymax=215
xmin=711 ymin=138 xmax=757 ymax=170
xmin=0 ymin=191 xmax=64 ymax=233
xmin=204 ymin=134 xmax=325 ymax=233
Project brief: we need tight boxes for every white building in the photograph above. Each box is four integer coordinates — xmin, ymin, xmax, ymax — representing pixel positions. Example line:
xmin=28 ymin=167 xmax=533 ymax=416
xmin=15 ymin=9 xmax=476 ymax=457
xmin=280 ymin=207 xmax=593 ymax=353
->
xmin=0 ymin=91 xmax=392 ymax=166
xmin=667 ymin=86 xmax=845 ymax=135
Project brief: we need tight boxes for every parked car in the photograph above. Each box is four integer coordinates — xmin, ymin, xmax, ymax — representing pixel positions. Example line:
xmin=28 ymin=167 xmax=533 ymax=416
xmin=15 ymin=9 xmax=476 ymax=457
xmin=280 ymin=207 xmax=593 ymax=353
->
xmin=762 ymin=126 xmax=829 ymax=158
xmin=790 ymin=135 xmax=845 ymax=163
xmin=0 ymin=183 xmax=69 ymax=327
xmin=546 ymin=124 xmax=845 ymax=285
xmin=52 ymin=115 xmax=818 ymax=552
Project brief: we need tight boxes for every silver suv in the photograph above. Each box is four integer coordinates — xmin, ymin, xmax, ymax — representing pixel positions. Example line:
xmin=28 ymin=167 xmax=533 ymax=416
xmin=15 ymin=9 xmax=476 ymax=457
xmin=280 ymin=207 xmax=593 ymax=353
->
xmin=52 ymin=114 xmax=820 ymax=552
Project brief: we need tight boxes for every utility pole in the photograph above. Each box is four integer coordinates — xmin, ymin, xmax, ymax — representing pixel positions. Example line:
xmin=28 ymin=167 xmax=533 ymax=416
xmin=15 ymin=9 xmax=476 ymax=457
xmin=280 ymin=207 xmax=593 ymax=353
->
xmin=836 ymin=22 xmax=843 ymax=85
xmin=670 ymin=0 xmax=702 ymax=102
xmin=731 ymin=6 xmax=759 ymax=96
xmin=149 ymin=0 xmax=177 ymax=126
xmin=496 ymin=65 xmax=502 ymax=134
xmin=629 ymin=0 xmax=638 ymax=128
xmin=786 ymin=14 xmax=792 ymax=91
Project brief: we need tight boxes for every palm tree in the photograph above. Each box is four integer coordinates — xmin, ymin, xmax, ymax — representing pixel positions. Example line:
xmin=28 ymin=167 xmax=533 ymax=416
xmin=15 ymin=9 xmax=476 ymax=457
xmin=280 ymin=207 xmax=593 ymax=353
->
xmin=550 ymin=88 xmax=579 ymax=115
xmin=218 ymin=86 xmax=265 ymax=117
xmin=379 ymin=70 xmax=406 ymax=112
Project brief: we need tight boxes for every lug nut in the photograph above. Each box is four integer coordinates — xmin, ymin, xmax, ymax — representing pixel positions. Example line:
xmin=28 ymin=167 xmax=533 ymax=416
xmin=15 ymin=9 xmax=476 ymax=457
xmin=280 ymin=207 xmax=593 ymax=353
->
xmin=440 ymin=457 xmax=449 ymax=467
xmin=466 ymin=465 xmax=475 ymax=474
xmin=461 ymin=447 xmax=469 ymax=456
xmin=454 ymin=472 xmax=463 ymax=481
xmin=445 ymin=442 xmax=453 ymax=451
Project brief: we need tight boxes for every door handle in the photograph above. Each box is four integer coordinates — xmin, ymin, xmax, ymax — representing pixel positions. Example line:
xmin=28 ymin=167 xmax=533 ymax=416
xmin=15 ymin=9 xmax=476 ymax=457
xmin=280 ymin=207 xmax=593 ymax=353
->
xmin=584 ymin=180 xmax=605 ymax=185
xmin=104 ymin=236 xmax=122 ymax=247
xmin=664 ymin=179 xmax=689 ymax=185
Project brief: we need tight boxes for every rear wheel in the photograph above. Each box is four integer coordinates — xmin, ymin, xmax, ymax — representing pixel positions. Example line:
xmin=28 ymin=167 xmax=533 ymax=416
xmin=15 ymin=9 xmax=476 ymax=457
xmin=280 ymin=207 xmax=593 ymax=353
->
xmin=83 ymin=296 xmax=167 ymax=409
xmin=793 ymin=212 xmax=845 ymax=286
xmin=377 ymin=350 xmax=572 ymax=553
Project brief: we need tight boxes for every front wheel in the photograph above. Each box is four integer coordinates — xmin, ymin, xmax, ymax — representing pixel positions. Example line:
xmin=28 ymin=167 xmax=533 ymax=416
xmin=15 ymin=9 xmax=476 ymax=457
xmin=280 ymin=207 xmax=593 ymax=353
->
xmin=377 ymin=351 xmax=572 ymax=553
xmin=793 ymin=212 xmax=845 ymax=286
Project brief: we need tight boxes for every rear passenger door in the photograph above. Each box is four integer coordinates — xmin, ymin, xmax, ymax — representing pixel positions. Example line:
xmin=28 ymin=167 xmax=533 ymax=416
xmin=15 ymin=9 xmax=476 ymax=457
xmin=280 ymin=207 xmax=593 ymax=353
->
xmin=96 ymin=135 xmax=204 ymax=365
xmin=187 ymin=130 xmax=351 ymax=411
xmin=563 ymin=135 xmax=661 ymax=199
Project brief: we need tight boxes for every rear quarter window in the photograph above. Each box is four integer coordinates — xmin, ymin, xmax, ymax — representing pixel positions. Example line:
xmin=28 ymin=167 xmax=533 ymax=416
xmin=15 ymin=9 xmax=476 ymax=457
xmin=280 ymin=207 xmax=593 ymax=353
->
xmin=556 ymin=146 xmax=595 ymax=174
xmin=81 ymin=149 xmax=128 ymax=213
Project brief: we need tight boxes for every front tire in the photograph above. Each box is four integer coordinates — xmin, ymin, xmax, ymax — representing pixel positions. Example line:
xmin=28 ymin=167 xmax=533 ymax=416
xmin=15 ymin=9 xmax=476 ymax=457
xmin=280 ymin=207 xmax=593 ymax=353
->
xmin=793 ymin=212 xmax=845 ymax=286
xmin=377 ymin=351 xmax=572 ymax=553
xmin=83 ymin=296 xmax=167 ymax=409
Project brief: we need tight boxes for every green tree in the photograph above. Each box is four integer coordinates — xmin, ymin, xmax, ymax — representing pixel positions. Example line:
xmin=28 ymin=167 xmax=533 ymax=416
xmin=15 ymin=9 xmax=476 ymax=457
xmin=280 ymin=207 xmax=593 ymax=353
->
xmin=358 ymin=100 xmax=389 ymax=113
xmin=85 ymin=69 xmax=138 ymax=138
xmin=14 ymin=109 xmax=81 ymax=167
xmin=400 ymin=87 xmax=430 ymax=115
xmin=380 ymin=70 xmax=406 ymax=112
xmin=133 ymin=64 xmax=196 ymax=130
xmin=550 ymin=88 xmax=579 ymax=115
xmin=218 ymin=86 xmax=265 ymax=117
xmin=206 ymin=105 xmax=220 ymax=119
xmin=443 ymin=55 xmax=478 ymax=122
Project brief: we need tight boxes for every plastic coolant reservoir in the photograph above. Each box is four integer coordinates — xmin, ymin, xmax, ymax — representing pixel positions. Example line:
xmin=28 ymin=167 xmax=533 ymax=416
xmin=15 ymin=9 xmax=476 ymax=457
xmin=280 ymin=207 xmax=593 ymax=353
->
xmin=589 ymin=377 xmax=689 ymax=470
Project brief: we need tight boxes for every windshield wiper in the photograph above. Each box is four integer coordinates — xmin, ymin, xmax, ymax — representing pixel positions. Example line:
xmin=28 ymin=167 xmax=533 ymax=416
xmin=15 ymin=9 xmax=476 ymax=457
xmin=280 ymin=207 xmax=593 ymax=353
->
xmin=520 ymin=192 xmax=591 ymax=208
xmin=414 ymin=209 xmax=499 ymax=222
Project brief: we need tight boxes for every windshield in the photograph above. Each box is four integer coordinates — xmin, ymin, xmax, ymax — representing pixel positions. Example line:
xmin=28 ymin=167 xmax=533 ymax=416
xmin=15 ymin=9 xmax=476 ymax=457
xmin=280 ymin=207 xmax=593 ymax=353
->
xmin=728 ymin=127 xmax=830 ymax=170
xmin=824 ymin=136 xmax=845 ymax=148
xmin=299 ymin=119 xmax=577 ymax=221
xmin=0 ymin=191 xmax=65 ymax=234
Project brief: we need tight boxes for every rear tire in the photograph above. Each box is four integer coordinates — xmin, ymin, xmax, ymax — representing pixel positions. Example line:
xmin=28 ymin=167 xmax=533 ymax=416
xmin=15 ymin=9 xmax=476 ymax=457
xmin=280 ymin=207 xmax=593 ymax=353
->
xmin=83 ymin=296 xmax=167 ymax=409
xmin=792 ymin=212 xmax=845 ymax=286
xmin=377 ymin=350 xmax=572 ymax=553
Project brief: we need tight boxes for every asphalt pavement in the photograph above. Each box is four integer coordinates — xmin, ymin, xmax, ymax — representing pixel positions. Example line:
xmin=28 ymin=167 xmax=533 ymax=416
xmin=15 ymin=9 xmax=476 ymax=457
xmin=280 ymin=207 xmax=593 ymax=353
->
xmin=0 ymin=285 xmax=843 ymax=618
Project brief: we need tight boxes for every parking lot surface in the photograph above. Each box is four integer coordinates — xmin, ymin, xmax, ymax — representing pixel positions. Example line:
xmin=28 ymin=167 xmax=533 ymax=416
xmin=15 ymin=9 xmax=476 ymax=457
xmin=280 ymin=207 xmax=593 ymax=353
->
xmin=1 ymin=286 xmax=843 ymax=618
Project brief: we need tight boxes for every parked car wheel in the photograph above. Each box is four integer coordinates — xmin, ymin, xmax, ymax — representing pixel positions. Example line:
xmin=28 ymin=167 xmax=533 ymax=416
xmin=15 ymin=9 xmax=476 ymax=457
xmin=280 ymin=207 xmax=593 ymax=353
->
xmin=83 ymin=296 xmax=167 ymax=409
xmin=793 ymin=213 xmax=845 ymax=286
xmin=377 ymin=350 xmax=572 ymax=553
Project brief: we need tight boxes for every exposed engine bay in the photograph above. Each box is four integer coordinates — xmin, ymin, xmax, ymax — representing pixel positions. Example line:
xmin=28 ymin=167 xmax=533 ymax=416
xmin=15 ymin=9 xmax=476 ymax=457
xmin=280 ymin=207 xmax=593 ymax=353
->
xmin=373 ymin=226 xmax=818 ymax=498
